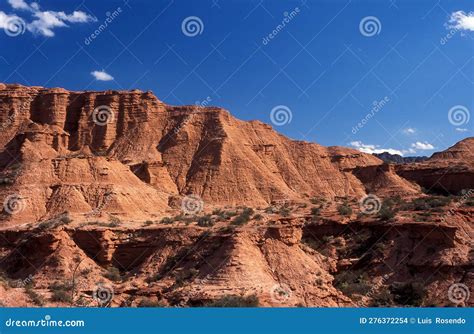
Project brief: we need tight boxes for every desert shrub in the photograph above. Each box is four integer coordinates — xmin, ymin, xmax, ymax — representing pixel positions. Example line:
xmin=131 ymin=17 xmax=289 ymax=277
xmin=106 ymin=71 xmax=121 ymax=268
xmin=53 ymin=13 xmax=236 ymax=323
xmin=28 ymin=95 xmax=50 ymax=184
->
xmin=197 ymin=215 xmax=214 ymax=227
xmin=264 ymin=206 xmax=277 ymax=214
xmin=370 ymin=289 xmax=394 ymax=306
xmin=231 ymin=208 xmax=254 ymax=226
xmin=213 ymin=209 xmax=237 ymax=221
xmin=379 ymin=199 xmax=397 ymax=221
xmin=279 ymin=206 xmax=291 ymax=217
xmin=315 ymin=278 xmax=324 ymax=287
xmin=231 ymin=214 xmax=250 ymax=226
xmin=252 ymin=214 xmax=263 ymax=221
xmin=205 ymin=294 xmax=259 ymax=307
xmin=412 ymin=196 xmax=451 ymax=211
xmin=60 ymin=215 xmax=73 ymax=224
xmin=337 ymin=203 xmax=352 ymax=216
xmin=390 ymin=281 xmax=425 ymax=306
xmin=25 ymin=285 xmax=45 ymax=306
xmin=144 ymin=220 xmax=154 ymax=226
xmin=49 ymin=281 xmax=72 ymax=303
xmin=311 ymin=207 xmax=321 ymax=217
xmin=160 ymin=217 xmax=174 ymax=224
xmin=108 ymin=215 xmax=121 ymax=226
xmin=105 ymin=267 xmax=121 ymax=282
xmin=334 ymin=271 xmax=371 ymax=297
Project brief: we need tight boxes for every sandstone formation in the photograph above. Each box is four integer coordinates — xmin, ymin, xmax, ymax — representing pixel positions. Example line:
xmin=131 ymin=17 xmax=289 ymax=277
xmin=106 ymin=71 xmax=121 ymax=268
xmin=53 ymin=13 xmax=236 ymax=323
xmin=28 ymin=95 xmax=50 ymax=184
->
xmin=0 ymin=84 xmax=472 ymax=307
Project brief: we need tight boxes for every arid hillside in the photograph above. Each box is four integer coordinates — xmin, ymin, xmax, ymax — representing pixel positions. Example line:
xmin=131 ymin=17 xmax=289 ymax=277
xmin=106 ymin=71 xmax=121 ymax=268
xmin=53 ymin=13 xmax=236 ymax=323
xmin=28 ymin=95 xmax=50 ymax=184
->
xmin=0 ymin=84 xmax=472 ymax=307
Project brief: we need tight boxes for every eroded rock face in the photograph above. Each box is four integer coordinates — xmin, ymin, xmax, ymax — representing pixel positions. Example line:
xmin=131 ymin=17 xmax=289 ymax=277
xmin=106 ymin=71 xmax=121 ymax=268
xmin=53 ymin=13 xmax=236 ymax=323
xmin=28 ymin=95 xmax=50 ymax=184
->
xmin=395 ymin=138 xmax=474 ymax=194
xmin=0 ymin=84 xmax=386 ymax=224
xmin=0 ymin=84 xmax=472 ymax=308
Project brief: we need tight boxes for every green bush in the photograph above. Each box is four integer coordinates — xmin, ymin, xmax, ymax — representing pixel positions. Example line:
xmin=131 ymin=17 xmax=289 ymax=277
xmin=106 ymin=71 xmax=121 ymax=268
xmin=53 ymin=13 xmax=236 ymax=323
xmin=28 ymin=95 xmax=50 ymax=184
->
xmin=25 ymin=285 xmax=45 ymax=306
xmin=379 ymin=199 xmax=397 ymax=221
xmin=412 ymin=196 xmax=451 ymax=211
xmin=337 ymin=203 xmax=352 ymax=216
xmin=49 ymin=281 xmax=72 ymax=303
xmin=231 ymin=207 xmax=254 ymax=226
xmin=334 ymin=271 xmax=371 ymax=297
xmin=160 ymin=217 xmax=174 ymax=224
xmin=197 ymin=215 xmax=214 ymax=227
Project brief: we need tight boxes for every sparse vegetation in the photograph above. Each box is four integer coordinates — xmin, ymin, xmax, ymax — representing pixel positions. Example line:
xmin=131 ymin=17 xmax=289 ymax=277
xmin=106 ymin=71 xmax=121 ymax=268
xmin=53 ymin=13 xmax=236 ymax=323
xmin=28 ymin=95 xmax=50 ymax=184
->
xmin=412 ymin=196 xmax=451 ymax=211
xmin=108 ymin=216 xmax=121 ymax=227
xmin=160 ymin=217 xmax=174 ymax=224
xmin=370 ymin=289 xmax=394 ymax=306
xmin=310 ymin=207 xmax=321 ymax=217
xmin=231 ymin=207 xmax=254 ymax=226
xmin=197 ymin=215 xmax=214 ymax=227
xmin=49 ymin=281 xmax=72 ymax=303
xmin=205 ymin=294 xmax=259 ymax=307
xmin=252 ymin=213 xmax=263 ymax=221
xmin=334 ymin=271 xmax=372 ymax=297
xmin=378 ymin=198 xmax=397 ymax=221
xmin=25 ymin=284 xmax=45 ymax=306
xmin=337 ymin=203 xmax=352 ymax=216
xmin=105 ymin=266 xmax=122 ymax=282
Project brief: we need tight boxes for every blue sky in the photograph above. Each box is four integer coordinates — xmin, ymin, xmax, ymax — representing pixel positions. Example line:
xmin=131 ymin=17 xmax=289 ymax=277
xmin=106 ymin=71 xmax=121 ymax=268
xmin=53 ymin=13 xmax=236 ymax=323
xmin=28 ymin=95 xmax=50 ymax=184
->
xmin=0 ymin=0 xmax=472 ymax=156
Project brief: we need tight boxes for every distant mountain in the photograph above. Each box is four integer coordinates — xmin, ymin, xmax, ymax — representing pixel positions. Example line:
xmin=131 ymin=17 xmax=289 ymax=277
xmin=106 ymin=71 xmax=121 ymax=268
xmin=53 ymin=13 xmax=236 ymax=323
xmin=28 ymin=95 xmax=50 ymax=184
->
xmin=373 ymin=152 xmax=428 ymax=164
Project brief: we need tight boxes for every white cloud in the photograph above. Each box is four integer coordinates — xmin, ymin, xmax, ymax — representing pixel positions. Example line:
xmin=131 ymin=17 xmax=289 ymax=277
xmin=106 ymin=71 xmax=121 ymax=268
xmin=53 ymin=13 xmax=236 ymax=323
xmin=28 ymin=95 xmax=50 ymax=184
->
xmin=4 ymin=0 xmax=95 ymax=37
xmin=0 ymin=11 xmax=22 ymax=29
xmin=403 ymin=128 xmax=416 ymax=135
xmin=411 ymin=141 xmax=434 ymax=150
xmin=455 ymin=128 xmax=468 ymax=132
xmin=91 ymin=70 xmax=114 ymax=81
xmin=8 ymin=0 xmax=33 ymax=11
xmin=447 ymin=11 xmax=474 ymax=31
xmin=349 ymin=141 xmax=404 ymax=156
